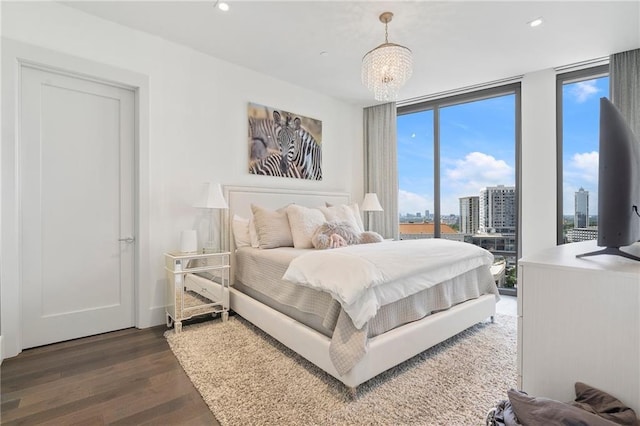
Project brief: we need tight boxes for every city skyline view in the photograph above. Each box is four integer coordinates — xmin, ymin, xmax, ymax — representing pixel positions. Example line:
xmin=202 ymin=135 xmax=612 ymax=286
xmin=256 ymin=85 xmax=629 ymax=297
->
xmin=562 ymin=76 xmax=609 ymax=217
xmin=398 ymin=94 xmax=516 ymax=217
xmin=398 ymin=76 xmax=608 ymax=219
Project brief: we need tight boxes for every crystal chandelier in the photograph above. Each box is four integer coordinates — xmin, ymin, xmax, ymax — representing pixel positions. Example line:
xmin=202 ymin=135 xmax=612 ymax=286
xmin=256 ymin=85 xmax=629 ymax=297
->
xmin=361 ymin=12 xmax=413 ymax=102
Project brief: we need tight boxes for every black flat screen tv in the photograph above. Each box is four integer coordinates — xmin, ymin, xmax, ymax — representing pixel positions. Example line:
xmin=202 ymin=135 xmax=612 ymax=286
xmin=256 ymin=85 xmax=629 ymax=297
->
xmin=577 ymin=97 xmax=640 ymax=261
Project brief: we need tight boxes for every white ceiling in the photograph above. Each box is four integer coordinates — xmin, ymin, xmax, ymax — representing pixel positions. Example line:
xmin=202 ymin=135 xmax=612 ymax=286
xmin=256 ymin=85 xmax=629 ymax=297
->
xmin=62 ymin=1 xmax=640 ymax=107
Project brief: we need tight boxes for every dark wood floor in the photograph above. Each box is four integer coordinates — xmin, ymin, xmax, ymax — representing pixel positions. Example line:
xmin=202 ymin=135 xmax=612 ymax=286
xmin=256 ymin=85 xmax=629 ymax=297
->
xmin=1 ymin=325 xmax=220 ymax=425
xmin=2 ymin=299 xmax=518 ymax=425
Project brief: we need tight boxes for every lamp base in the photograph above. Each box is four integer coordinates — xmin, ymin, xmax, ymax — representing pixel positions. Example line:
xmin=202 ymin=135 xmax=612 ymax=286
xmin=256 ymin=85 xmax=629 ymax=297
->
xmin=202 ymin=239 xmax=223 ymax=254
xmin=202 ymin=246 xmax=223 ymax=254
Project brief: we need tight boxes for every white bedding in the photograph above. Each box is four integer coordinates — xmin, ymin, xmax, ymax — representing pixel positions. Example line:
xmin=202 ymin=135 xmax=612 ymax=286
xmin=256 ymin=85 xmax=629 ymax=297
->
xmin=224 ymin=186 xmax=499 ymax=386
xmin=283 ymin=239 xmax=494 ymax=329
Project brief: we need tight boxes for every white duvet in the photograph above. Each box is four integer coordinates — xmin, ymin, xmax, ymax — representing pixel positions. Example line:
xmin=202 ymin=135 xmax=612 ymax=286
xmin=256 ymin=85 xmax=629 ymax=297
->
xmin=282 ymin=239 xmax=494 ymax=329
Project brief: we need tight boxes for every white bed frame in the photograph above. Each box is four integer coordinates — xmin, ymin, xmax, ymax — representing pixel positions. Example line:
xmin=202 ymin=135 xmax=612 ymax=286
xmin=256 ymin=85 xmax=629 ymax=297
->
xmin=222 ymin=186 xmax=496 ymax=390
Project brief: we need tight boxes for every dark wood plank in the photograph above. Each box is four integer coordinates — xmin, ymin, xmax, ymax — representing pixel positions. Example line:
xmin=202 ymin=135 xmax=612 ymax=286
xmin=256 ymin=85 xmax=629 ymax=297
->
xmin=1 ymin=325 xmax=219 ymax=425
xmin=3 ymin=328 xmax=167 ymax=384
xmin=3 ymin=350 xmax=172 ymax=403
xmin=1 ymin=329 xmax=162 ymax=383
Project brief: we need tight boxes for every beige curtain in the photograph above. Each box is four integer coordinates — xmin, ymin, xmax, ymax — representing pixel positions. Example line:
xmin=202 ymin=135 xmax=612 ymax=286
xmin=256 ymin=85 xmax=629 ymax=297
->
xmin=610 ymin=48 xmax=640 ymax=136
xmin=363 ymin=103 xmax=399 ymax=239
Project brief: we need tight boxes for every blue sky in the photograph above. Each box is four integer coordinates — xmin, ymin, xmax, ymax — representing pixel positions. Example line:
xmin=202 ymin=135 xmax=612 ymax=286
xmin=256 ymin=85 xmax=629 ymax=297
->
xmin=397 ymin=77 xmax=608 ymax=217
xmin=562 ymin=76 xmax=609 ymax=216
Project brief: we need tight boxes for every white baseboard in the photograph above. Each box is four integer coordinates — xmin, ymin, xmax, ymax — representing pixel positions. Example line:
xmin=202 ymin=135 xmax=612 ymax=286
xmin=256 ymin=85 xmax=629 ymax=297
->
xmin=0 ymin=335 xmax=4 ymax=365
xmin=138 ymin=306 xmax=166 ymax=329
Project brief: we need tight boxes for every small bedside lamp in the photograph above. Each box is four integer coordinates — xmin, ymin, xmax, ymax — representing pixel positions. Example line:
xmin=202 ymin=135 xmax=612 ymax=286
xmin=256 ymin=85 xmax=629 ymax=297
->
xmin=194 ymin=182 xmax=228 ymax=252
xmin=361 ymin=192 xmax=383 ymax=232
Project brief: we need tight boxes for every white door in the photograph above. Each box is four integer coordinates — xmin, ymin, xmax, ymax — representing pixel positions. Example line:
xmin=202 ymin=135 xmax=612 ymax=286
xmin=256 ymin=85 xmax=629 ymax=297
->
xmin=20 ymin=65 xmax=136 ymax=348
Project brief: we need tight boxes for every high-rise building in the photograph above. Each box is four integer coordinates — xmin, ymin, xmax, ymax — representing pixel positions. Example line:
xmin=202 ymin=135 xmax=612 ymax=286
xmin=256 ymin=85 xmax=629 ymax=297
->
xmin=574 ymin=187 xmax=589 ymax=228
xmin=479 ymin=185 xmax=516 ymax=234
xmin=566 ymin=227 xmax=597 ymax=242
xmin=459 ymin=196 xmax=480 ymax=235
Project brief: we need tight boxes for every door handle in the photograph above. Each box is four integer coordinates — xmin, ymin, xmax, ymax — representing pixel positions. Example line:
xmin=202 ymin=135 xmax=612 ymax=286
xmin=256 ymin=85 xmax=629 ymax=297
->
xmin=118 ymin=237 xmax=135 ymax=243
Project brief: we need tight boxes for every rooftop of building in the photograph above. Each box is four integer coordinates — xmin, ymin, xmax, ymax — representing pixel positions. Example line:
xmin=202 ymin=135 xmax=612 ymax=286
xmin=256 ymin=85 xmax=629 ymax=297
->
xmin=399 ymin=222 xmax=457 ymax=234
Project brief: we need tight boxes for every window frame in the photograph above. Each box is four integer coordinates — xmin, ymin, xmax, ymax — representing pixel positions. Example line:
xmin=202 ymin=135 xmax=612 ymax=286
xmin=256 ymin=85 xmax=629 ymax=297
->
xmin=555 ymin=65 xmax=609 ymax=245
xmin=397 ymin=83 xmax=522 ymax=260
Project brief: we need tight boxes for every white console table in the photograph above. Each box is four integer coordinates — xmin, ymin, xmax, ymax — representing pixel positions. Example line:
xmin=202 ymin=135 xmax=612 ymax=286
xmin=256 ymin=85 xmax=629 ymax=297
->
xmin=518 ymin=240 xmax=640 ymax=414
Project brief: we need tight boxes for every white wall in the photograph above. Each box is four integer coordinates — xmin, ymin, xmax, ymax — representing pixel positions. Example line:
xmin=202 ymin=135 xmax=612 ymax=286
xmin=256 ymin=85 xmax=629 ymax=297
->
xmin=520 ymin=69 xmax=558 ymax=258
xmin=1 ymin=2 xmax=363 ymax=358
xmin=0 ymin=1 xmax=597 ymax=360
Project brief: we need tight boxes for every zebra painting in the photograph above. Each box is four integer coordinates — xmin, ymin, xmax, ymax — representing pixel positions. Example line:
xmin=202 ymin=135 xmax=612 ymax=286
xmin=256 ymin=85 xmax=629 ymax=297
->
xmin=248 ymin=152 xmax=303 ymax=178
xmin=248 ymin=102 xmax=322 ymax=180
xmin=273 ymin=111 xmax=300 ymax=176
xmin=248 ymin=116 xmax=280 ymax=163
xmin=291 ymin=117 xmax=322 ymax=180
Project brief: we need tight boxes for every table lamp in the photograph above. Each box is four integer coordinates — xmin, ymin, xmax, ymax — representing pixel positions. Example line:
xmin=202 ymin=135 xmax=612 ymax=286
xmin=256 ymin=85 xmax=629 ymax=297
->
xmin=194 ymin=182 xmax=228 ymax=252
xmin=361 ymin=193 xmax=383 ymax=232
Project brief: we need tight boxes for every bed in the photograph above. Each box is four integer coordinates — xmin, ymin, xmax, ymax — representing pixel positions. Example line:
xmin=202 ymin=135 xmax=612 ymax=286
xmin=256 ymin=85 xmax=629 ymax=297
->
xmin=221 ymin=186 xmax=499 ymax=391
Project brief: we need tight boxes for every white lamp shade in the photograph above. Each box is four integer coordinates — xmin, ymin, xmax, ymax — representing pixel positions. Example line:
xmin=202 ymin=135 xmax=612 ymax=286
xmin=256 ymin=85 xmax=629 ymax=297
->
xmin=194 ymin=182 xmax=228 ymax=209
xmin=361 ymin=193 xmax=383 ymax=212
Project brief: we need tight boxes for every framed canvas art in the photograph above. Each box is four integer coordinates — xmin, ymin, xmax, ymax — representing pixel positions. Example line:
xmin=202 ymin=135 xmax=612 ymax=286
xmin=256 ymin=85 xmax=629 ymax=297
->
xmin=248 ymin=102 xmax=322 ymax=180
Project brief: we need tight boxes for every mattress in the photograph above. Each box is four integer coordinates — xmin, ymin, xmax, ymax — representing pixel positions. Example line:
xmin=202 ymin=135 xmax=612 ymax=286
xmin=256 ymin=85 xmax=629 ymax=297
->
xmin=233 ymin=245 xmax=499 ymax=374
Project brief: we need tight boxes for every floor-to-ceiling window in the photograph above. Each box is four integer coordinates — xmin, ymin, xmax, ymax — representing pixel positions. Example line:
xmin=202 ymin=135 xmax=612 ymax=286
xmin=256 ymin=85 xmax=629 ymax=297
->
xmin=556 ymin=65 xmax=609 ymax=245
xmin=398 ymin=84 xmax=521 ymax=294
xmin=397 ymin=110 xmax=434 ymax=226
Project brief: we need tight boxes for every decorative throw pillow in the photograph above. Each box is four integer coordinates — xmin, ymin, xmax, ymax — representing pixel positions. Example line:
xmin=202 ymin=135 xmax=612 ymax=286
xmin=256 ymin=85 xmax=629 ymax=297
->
xmin=571 ymin=382 xmax=638 ymax=426
xmin=507 ymin=389 xmax=618 ymax=426
xmin=248 ymin=215 xmax=259 ymax=248
xmin=250 ymin=204 xmax=294 ymax=249
xmin=325 ymin=202 xmax=365 ymax=233
xmin=350 ymin=203 xmax=366 ymax=233
xmin=287 ymin=204 xmax=325 ymax=248
xmin=319 ymin=204 xmax=362 ymax=233
xmin=360 ymin=231 xmax=384 ymax=244
xmin=231 ymin=214 xmax=251 ymax=248
xmin=286 ymin=204 xmax=326 ymax=249
xmin=311 ymin=221 xmax=361 ymax=249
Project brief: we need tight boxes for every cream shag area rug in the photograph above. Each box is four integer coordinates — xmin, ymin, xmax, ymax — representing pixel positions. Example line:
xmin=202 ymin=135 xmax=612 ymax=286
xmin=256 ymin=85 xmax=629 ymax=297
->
xmin=166 ymin=314 xmax=517 ymax=425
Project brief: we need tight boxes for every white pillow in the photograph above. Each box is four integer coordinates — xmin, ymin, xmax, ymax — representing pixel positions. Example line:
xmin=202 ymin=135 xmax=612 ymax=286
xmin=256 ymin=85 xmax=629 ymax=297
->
xmin=248 ymin=215 xmax=259 ymax=248
xmin=349 ymin=203 xmax=365 ymax=233
xmin=251 ymin=204 xmax=294 ymax=249
xmin=325 ymin=202 xmax=365 ymax=233
xmin=320 ymin=204 xmax=362 ymax=233
xmin=232 ymin=214 xmax=251 ymax=248
xmin=286 ymin=205 xmax=326 ymax=249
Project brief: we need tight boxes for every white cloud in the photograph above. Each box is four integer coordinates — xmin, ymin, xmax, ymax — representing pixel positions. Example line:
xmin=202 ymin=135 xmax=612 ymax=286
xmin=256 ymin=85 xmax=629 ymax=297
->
xmin=568 ymin=80 xmax=600 ymax=103
xmin=398 ymin=152 xmax=515 ymax=216
xmin=398 ymin=189 xmax=431 ymax=216
xmin=568 ymin=151 xmax=599 ymax=184
xmin=441 ymin=152 xmax=514 ymax=215
xmin=445 ymin=152 xmax=513 ymax=190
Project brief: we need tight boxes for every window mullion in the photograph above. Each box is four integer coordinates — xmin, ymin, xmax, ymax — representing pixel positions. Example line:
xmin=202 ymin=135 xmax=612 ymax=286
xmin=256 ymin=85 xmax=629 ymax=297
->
xmin=434 ymin=106 xmax=441 ymax=238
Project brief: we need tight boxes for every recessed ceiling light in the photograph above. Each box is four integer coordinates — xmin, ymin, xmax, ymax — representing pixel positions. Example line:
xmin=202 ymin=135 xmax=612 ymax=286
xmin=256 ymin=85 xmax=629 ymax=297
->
xmin=528 ymin=17 xmax=543 ymax=27
xmin=216 ymin=1 xmax=229 ymax=11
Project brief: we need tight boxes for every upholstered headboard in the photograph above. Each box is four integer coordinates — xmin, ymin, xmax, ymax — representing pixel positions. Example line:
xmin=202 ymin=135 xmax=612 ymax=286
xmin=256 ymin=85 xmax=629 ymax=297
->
xmin=222 ymin=185 xmax=351 ymax=283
